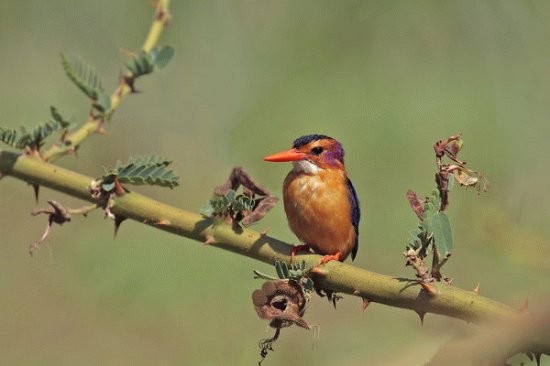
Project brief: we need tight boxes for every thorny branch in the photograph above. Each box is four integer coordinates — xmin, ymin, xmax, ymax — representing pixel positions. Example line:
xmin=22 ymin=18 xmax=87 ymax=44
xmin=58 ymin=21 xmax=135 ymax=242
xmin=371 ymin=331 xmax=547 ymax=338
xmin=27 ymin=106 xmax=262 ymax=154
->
xmin=1 ymin=151 xmax=548 ymax=361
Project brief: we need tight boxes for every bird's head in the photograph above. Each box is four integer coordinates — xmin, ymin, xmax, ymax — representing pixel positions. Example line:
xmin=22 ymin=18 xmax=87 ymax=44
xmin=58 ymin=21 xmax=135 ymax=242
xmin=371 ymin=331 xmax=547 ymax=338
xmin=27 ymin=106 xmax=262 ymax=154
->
xmin=264 ymin=134 xmax=345 ymax=173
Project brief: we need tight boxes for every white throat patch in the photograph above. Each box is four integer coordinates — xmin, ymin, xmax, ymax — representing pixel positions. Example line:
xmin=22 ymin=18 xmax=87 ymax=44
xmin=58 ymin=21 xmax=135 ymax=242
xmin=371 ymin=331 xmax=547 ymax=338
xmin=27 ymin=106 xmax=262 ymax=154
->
xmin=292 ymin=160 xmax=320 ymax=174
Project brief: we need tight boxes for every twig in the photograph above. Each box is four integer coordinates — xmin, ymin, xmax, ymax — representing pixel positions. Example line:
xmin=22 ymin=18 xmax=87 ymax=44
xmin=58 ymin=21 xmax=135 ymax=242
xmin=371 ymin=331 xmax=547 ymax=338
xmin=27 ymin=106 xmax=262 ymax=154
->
xmin=41 ymin=0 xmax=171 ymax=163
xmin=28 ymin=200 xmax=97 ymax=256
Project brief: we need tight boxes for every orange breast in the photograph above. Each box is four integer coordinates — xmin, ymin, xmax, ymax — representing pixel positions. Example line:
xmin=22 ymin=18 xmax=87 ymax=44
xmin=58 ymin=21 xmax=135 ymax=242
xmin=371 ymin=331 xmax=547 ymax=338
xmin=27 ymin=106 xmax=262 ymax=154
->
xmin=283 ymin=169 xmax=356 ymax=259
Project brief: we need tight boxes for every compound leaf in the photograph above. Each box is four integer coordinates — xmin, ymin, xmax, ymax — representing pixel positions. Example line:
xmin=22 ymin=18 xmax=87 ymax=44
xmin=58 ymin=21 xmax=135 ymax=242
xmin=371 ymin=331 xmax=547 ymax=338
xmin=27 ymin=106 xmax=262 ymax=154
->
xmin=61 ymin=53 xmax=111 ymax=112
xmin=101 ymin=155 xmax=180 ymax=189
xmin=0 ymin=120 xmax=64 ymax=150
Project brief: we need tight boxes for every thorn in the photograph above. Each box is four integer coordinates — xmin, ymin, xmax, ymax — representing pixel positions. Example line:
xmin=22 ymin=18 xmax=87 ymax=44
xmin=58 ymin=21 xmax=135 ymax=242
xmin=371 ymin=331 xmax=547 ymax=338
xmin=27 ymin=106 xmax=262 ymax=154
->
xmin=473 ymin=282 xmax=480 ymax=294
xmin=418 ymin=281 xmax=438 ymax=296
xmin=155 ymin=219 xmax=171 ymax=226
xmin=415 ymin=310 xmax=426 ymax=325
xmin=331 ymin=293 xmax=342 ymax=309
xmin=534 ymin=352 xmax=541 ymax=366
xmin=114 ymin=177 xmax=126 ymax=196
xmin=203 ymin=235 xmax=215 ymax=245
xmin=69 ymin=145 xmax=79 ymax=157
xmin=361 ymin=297 xmax=370 ymax=315
xmin=114 ymin=215 xmax=127 ymax=237
xmin=353 ymin=289 xmax=360 ymax=296
xmin=519 ymin=297 xmax=529 ymax=314
xmin=120 ymin=47 xmax=137 ymax=58
xmin=32 ymin=184 xmax=40 ymax=202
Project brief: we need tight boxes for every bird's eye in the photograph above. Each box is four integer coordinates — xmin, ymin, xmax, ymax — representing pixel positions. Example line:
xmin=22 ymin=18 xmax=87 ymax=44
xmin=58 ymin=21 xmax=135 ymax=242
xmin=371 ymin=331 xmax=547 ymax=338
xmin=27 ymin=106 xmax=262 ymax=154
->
xmin=311 ymin=146 xmax=323 ymax=155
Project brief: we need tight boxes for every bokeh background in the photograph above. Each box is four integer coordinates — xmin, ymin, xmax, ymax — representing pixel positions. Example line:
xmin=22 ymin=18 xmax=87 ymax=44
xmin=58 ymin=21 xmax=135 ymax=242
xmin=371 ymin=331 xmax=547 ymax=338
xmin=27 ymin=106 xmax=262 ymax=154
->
xmin=1 ymin=1 xmax=549 ymax=365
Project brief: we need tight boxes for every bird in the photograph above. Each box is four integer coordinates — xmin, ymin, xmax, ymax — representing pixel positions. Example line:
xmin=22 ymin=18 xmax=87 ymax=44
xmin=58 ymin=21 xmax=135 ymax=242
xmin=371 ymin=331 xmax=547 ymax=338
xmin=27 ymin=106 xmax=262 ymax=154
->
xmin=264 ymin=134 xmax=360 ymax=264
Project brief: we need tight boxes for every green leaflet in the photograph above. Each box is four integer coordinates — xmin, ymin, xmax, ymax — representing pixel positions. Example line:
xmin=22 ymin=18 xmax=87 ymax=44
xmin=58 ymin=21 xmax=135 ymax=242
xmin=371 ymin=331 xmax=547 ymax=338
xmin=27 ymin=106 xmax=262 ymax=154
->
xmin=101 ymin=155 xmax=180 ymax=189
xmin=431 ymin=212 xmax=453 ymax=256
xmin=60 ymin=53 xmax=111 ymax=112
xmin=49 ymin=106 xmax=72 ymax=129
xmin=124 ymin=46 xmax=174 ymax=77
xmin=274 ymin=261 xmax=308 ymax=280
xmin=406 ymin=189 xmax=452 ymax=258
xmin=0 ymin=106 xmax=72 ymax=150
xmin=422 ymin=190 xmax=440 ymax=233
xmin=154 ymin=46 xmax=175 ymax=69
xmin=201 ymin=190 xmax=257 ymax=219
xmin=277 ymin=261 xmax=289 ymax=279
xmin=0 ymin=128 xmax=22 ymax=148
xmin=270 ymin=261 xmax=314 ymax=292
xmin=275 ymin=261 xmax=285 ymax=279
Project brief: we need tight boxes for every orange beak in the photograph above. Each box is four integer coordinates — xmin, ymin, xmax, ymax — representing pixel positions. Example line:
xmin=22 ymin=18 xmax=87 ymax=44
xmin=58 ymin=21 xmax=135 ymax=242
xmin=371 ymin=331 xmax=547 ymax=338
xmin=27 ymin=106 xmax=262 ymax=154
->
xmin=264 ymin=148 xmax=307 ymax=162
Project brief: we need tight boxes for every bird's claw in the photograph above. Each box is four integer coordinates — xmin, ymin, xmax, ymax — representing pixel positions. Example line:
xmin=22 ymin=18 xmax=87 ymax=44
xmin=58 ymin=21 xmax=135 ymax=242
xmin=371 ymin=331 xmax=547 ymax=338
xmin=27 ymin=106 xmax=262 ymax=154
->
xmin=318 ymin=252 xmax=341 ymax=265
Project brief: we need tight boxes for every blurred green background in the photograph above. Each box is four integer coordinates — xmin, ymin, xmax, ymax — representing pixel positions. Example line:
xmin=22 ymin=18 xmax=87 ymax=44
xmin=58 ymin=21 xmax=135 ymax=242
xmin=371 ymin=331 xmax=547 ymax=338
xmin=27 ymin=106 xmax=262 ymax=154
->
xmin=1 ymin=1 xmax=549 ymax=365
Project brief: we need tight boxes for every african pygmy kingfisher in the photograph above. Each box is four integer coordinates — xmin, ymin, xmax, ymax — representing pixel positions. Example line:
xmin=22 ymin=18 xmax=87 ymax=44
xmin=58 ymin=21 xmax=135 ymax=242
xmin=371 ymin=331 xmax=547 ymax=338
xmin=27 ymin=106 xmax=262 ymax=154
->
xmin=264 ymin=134 xmax=360 ymax=263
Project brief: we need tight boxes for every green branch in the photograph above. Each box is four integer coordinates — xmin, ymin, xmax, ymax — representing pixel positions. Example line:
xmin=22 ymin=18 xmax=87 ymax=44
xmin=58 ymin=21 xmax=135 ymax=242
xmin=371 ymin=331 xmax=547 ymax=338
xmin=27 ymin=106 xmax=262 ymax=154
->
xmin=42 ymin=0 xmax=172 ymax=163
xmin=142 ymin=0 xmax=172 ymax=54
xmin=1 ymin=150 xmax=548 ymax=357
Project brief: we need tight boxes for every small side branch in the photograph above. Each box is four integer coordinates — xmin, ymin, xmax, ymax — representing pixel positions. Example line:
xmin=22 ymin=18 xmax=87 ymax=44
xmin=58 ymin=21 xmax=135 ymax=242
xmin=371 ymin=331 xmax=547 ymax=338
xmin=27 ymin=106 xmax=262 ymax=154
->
xmin=42 ymin=0 xmax=172 ymax=163
xmin=29 ymin=200 xmax=97 ymax=256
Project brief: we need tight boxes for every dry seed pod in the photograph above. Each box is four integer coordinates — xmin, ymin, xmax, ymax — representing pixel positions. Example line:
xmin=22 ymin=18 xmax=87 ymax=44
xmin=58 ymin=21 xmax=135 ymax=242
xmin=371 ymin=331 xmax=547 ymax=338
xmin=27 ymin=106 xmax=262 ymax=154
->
xmin=252 ymin=279 xmax=309 ymax=329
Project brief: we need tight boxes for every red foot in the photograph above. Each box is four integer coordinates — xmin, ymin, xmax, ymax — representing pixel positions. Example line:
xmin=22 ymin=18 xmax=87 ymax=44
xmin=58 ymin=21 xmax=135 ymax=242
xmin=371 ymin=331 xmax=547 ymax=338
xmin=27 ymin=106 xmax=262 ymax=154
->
xmin=319 ymin=251 xmax=342 ymax=265
xmin=290 ymin=245 xmax=310 ymax=261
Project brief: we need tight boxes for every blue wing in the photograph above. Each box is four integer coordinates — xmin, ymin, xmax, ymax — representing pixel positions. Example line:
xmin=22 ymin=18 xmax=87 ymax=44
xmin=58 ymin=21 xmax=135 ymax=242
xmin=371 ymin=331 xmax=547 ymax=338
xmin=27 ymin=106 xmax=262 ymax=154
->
xmin=346 ymin=178 xmax=360 ymax=260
